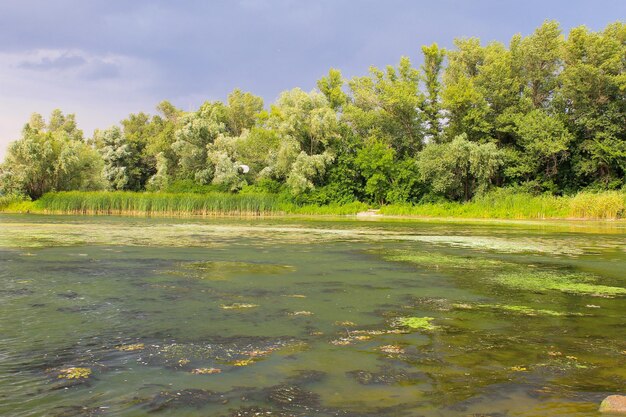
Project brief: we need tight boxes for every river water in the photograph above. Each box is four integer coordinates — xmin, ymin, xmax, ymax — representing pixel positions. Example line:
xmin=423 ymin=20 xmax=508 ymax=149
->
xmin=0 ymin=214 xmax=624 ymax=416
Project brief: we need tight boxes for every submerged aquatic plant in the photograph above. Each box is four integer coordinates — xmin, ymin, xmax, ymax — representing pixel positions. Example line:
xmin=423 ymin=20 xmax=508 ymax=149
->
xmin=116 ymin=343 xmax=145 ymax=351
xmin=178 ymin=261 xmax=295 ymax=280
xmin=452 ymin=303 xmax=582 ymax=317
xmin=383 ymin=250 xmax=508 ymax=270
xmin=56 ymin=367 xmax=92 ymax=380
xmin=394 ymin=316 xmax=437 ymax=331
xmin=220 ymin=303 xmax=259 ymax=310
xmin=231 ymin=358 xmax=256 ymax=366
xmin=290 ymin=311 xmax=313 ymax=316
xmin=490 ymin=271 xmax=626 ymax=296
xmin=191 ymin=368 xmax=222 ymax=375
xmin=379 ymin=345 xmax=405 ymax=354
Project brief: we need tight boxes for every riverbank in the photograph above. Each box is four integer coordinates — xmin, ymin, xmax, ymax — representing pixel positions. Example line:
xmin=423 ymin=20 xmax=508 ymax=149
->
xmin=1 ymin=190 xmax=625 ymax=220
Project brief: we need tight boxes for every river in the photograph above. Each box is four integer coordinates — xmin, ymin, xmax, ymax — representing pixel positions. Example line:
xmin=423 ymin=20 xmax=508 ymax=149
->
xmin=0 ymin=215 xmax=624 ymax=416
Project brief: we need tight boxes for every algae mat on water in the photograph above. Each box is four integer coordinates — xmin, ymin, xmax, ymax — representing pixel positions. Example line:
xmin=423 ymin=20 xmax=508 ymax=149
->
xmin=0 ymin=215 xmax=625 ymax=417
xmin=382 ymin=249 xmax=626 ymax=297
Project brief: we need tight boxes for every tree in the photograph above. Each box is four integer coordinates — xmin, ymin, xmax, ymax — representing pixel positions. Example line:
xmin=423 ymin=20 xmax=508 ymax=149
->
xmin=226 ymin=89 xmax=264 ymax=136
xmin=558 ymin=22 xmax=626 ymax=187
xmin=421 ymin=43 xmax=446 ymax=142
xmin=512 ymin=110 xmax=572 ymax=183
xmin=354 ymin=139 xmax=395 ymax=205
xmin=346 ymin=57 xmax=425 ymax=155
xmin=418 ymin=134 xmax=503 ymax=201
xmin=98 ymin=126 xmax=142 ymax=190
xmin=442 ymin=38 xmax=492 ymax=142
xmin=516 ymin=20 xmax=563 ymax=108
xmin=269 ymin=88 xmax=339 ymax=155
xmin=285 ymin=151 xmax=334 ymax=195
xmin=317 ymin=68 xmax=348 ymax=111
xmin=0 ymin=110 xmax=103 ymax=198
xmin=172 ymin=101 xmax=228 ymax=183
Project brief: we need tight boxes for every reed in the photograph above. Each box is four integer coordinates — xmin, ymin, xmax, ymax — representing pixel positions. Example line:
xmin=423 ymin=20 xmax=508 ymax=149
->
xmin=10 ymin=191 xmax=367 ymax=217
xmin=3 ymin=190 xmax=625 ymax=220
xmin=381 ymin=189 xmax=626 ymax=220
xmin=32 ymin=191 xmax=283 ymax=216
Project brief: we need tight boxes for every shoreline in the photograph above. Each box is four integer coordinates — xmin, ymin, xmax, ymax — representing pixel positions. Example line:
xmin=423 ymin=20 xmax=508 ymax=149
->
xmin=2 ymin=208 xmax=625 ymax=229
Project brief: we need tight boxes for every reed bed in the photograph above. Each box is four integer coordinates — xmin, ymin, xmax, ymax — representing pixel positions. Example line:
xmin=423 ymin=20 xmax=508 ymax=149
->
xmin=3 ymin=190 xmax=624 ymax=220
xmin=10 ymin=191 xmax=367 ymax=217
xmin=381 ymin=190 xmax=626 ymax=220
xmin=32 ymin=191 xmax=283 ymax=216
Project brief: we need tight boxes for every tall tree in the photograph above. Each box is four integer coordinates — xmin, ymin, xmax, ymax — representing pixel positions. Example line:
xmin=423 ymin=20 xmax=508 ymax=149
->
xmin=421 ymin=43 xmax=446 ymax=142
xmin=0 ymin=110 xmax=102 ymax=198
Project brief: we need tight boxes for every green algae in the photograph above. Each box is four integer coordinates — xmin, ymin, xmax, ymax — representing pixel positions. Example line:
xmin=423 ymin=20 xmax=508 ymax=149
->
xmin=383 ymin=250 xmax=509 ymax=270
xmin=490 ymin=271 xmax=626 ymax=296
xmin=380 ymin=249 xmax=625 ymax=297
xmin=395 ymin=316 xmax=438 ymax=331
xmin=179 ymin=261 xmax=295 ymax=280
xmin=56 ymin=367 xmax=92 ymax=380
xmin=452 ymin=302 xmax=582 ymax=317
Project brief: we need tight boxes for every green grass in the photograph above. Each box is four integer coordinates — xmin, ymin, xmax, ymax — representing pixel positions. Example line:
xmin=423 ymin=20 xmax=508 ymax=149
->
xmin=1 ymin=191 xmax=367 ymax=216
xmin=381 ymin=189 xmax=626 ymax=220
xmin=29 ymin=191 xmax=282 ymax=215
xmin=2 ymin=189 xmax=625 ymax=220
xmin=0 ymin=194 xmax=28 ymax=211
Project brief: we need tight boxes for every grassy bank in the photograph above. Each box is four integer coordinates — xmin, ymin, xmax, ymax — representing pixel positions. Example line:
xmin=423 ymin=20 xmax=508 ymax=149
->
xmin=381 ymin=190 xmax=626 ymax=220
xmin=1 ymin=190 xmax=624 ymax=220
xmin=0 ymin=191 xmax=368 ymax=216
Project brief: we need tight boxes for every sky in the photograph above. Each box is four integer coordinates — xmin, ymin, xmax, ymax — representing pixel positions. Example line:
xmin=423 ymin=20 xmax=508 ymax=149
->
xmin=0 ymin=0 xmax=624 ymax=159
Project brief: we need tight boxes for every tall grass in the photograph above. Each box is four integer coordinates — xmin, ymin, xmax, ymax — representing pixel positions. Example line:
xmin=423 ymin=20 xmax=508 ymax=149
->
xmin=7 ymin=191 xmax=367 ymax=217
xmin=569 ymin=191 xmax=625 ymax=219
xmin=31 ymin=191 xmax=282 ymax=216
xmin=381 ymin=189 xmax=626 ymax=220
xmin=0 ymin=194 xmax=28 ymax=211
xmin=2 ymin=189 xmax=624 ymax=220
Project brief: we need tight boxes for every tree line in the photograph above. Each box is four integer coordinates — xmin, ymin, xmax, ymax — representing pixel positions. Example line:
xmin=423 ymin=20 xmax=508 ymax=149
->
xmin=1 ymin=21 xmax=624 ymax=205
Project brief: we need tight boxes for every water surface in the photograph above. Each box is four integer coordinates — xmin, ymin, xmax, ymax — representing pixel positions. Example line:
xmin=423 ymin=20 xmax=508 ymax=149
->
xmin=0 ymin=214 xmax=624 ymax=416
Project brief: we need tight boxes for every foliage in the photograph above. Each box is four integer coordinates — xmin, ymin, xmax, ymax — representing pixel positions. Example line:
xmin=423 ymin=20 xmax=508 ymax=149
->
xmin=417 ymin=134 xmax=503 ymax=200
xmin=1 ymin=21 xmax=625 ymax=214
xmin=0 ymin=110 xmax=103 ymax=198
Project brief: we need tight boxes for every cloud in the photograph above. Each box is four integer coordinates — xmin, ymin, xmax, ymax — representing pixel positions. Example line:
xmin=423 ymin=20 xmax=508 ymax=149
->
xmin=0 ymin=48 xmax=162 ymax=158
xmin=0 ymin=0 xmax=624 ymax=161
xmin=19 ymin=52 xmax=86 ymax=70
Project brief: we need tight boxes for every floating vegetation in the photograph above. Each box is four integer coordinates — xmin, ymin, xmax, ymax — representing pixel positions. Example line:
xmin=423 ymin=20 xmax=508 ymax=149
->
xmin=191 ymin=367 xmax=222 ymax=375
xmin=452 ymin=303 xmax=582 ymax=317
xmin=140 ymin=337 xmax=299 ymax=370
xmin=394 ymin=316 xmax=437 ymax=331
xmin=346 ymin=366 xmax=425 ymax=385
xmin=51 ymin=405 xmax=106 ymax=417
xmin=231 ymin=358 xmax=256 ymax=366
xmin=56 ymin=367 xmax=92 ymax=380
xmin=223 ymin=407 xmax=297 ymax=417
xmin=177 ymin=260 xmax=296 ymax=281
xmin=383 ymin=250 xmax=509 ymax=270
xmin=379 ymin=345 xmax=405 ymax=355
xmin=267 ymin=385 xmax=321 ymax=409
xmin=220 ymin=303 xmax=259 ymax=310
xmin=116 ymin=343 xmax=145 ymax=351
xmin=334 ymin=321 xmax=356 ymax=327
xmin=490 ymin=271 xmax=626 ymax=296
xmin=330 ymin=338 xmax=352 ymax=346
xmin=290 ymin=311 xmax=313 ymax=316
xmin=145 ymin=389 xmax=227 ymax=413
xmin=282 ymin=294 xmax=306 ymax=298
xmin=511 ymin=365 xmax=528 ymax=372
